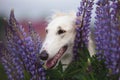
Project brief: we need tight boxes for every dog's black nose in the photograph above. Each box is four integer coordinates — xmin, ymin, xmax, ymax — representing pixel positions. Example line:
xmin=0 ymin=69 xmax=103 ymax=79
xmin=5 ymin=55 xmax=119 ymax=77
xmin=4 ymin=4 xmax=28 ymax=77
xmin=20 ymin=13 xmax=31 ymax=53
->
xmin=39 ymin=50 xmax=49 ymax=60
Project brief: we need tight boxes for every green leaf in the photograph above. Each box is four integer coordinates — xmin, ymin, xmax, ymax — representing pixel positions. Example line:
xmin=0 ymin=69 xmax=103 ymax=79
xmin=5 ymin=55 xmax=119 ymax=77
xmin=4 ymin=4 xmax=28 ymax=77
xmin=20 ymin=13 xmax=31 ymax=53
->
xmin=0 ymin=63 xmax=8 ymax=80
xmin=56 ymin=61 xmax=63 ymax=73
xmin=90 ymin=55 xmax=109 ymax=80
xmin=46 ymin=69 xmax=62 ymax=80
xmin=78 ymin=47 xmax=90 ymax=62
xmin=24 ymin=70 xmax=31 ymax=80
xmin=46 ymin=47 xmax=111 ymax=80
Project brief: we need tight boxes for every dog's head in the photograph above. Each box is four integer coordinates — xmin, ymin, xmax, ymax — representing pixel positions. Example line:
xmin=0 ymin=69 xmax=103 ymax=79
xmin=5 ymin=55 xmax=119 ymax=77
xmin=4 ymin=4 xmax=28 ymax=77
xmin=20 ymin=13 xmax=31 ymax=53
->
xmin=39 ymin=12 xmax=77 ymax=69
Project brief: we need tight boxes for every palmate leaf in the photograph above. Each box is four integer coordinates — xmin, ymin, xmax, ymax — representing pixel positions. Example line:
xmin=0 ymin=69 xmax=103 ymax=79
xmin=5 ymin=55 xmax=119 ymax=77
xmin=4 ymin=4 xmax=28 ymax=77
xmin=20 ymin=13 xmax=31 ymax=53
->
xmin=46 ymin=61 xmax=64 ymax=80
xmin=46 ymin=46 xmax=111 ymax=80
xmin=63 ymin=62 xmax=88 ymax=80
xmin=46 ymin=47 xmax=95 ymax=80
xmin=63 ymin=47 xmax=94 ymax=80
xmin=90 ymin=56 xmax=109 ymax=80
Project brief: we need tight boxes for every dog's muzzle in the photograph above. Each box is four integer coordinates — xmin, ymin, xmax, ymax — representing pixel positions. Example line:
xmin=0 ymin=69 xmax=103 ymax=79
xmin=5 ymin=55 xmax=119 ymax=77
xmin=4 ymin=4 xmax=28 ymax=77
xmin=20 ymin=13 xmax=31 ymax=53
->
xmin=39 ymin=45 xmax=68 ymax=69
xmin=45 ymin=45 xmax=68 ymax=69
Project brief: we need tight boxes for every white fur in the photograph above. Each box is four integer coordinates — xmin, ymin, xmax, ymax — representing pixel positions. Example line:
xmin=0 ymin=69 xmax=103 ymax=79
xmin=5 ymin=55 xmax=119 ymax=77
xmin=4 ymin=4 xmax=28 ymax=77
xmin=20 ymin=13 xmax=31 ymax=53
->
xmin=40 ymin=12 xmax=95 ymax=68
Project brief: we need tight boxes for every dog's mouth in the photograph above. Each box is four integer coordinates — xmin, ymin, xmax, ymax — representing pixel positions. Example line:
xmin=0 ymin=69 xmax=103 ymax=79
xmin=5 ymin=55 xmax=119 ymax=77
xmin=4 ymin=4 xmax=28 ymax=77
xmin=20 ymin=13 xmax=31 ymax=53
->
xmin=46 ymin=45 xmax=68 ymax=69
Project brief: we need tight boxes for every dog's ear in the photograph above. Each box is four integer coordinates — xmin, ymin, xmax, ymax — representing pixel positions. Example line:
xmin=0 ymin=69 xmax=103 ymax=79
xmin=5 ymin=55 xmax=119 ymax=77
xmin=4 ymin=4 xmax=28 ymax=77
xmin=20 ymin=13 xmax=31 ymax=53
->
xmin=51 ymin=11 xmax=77 ymax=19
xmin=69 ymin=12 xmax=82 ymax=29
xmin=51 ymin=11 xmax=67 ymax=19
xmin=46 ymin=11 xmax=67 ymax=22
xmin=68 ymin=11 xmax=76 ymax=18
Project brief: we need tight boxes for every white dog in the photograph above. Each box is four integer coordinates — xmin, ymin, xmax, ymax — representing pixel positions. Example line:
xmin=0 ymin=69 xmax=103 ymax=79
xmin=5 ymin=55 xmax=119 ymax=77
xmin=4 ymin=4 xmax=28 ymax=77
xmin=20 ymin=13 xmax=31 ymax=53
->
xmin=39 ymin=12 xmax=95 ymax=69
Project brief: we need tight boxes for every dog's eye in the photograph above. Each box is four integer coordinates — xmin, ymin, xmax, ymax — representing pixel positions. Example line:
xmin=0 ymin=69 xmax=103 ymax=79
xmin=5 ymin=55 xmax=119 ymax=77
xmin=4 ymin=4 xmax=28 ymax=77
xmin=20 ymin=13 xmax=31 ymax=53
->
xmin=57 ymin=29 xmax=66 ymax=35
xmin=46 ymin=29 xmax=48 ymax=33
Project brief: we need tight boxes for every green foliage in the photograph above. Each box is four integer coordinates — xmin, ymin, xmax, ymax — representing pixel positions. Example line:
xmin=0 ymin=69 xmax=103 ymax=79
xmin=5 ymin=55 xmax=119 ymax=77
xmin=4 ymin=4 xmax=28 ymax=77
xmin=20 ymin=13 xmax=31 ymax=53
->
xmin=24 ymin=70 xmax=31 ymax=80
xmin=90 ymin=56 xmax=109 ymax=80
xmin=46 ymin=47 xmax=110 ymax=80
xmin=0 ymin=63 xmax=8 ymax=80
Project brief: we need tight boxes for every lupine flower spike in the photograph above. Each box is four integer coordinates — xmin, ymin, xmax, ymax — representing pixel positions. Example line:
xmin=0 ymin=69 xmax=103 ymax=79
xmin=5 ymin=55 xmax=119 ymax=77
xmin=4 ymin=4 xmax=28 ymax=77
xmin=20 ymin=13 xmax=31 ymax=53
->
xmin=0 ymin=10 xmax=46 ymax=80
xmin=95 ymin=0 xmax=120 ymax=78
xmin=73 ymin=0 xmax=94 ymax=60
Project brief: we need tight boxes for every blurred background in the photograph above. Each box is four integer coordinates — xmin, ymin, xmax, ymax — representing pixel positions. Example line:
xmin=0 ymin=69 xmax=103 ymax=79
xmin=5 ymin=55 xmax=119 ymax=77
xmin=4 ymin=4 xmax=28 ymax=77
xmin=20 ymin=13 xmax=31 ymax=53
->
xmin=0 ymin=0 xmax=97 ymax=42
xmin=0 ymin=0 xmax=81 ymax=19
xmin=0 ymin=0 xmax=82 ymax=41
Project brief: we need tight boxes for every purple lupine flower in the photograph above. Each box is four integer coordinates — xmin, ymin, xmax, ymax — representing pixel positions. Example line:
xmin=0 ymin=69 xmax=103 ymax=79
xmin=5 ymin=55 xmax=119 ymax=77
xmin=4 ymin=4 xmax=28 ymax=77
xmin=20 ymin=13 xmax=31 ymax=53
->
xmin=73 ymin=0 xmax=94 ymax=60
xmin=1 ymin=57 xmax=14 ymax=80
xmin=95 ymin=0 xmax=120 ymax=76
xmin=0 ymin=41 xmax=3 ymax=59
xmin=1 ymin=10 xmax=46 ymax=80
xmin=1 ymin=47 xmax=24 ymax=80
xmin=1 ymin=10 xmax=25 ymax=80
xmin=28 ymin=22 xmax=42 ymax=53
xmin=94 ymin=0 xmax=111 ymax=60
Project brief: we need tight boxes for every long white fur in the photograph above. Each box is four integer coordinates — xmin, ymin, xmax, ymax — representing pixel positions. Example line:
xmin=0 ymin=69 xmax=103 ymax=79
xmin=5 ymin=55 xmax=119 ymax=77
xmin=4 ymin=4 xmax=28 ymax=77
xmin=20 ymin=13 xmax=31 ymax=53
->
xmin=40 ymin=12 xmax=95 ymax=68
